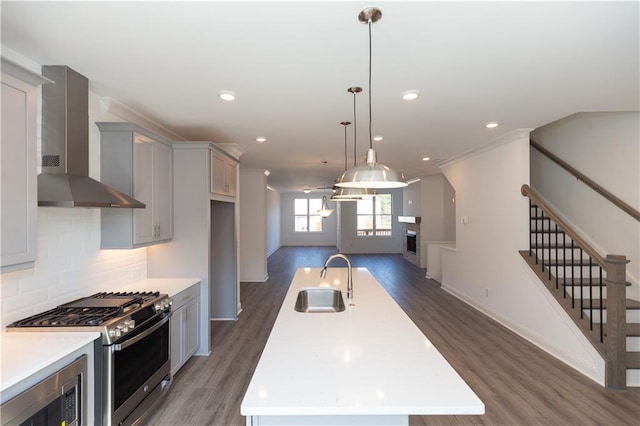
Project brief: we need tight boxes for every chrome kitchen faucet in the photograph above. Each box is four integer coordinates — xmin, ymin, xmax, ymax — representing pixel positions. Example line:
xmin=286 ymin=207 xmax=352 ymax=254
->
xmin=320 ymin=253 xmax=354 ymax=301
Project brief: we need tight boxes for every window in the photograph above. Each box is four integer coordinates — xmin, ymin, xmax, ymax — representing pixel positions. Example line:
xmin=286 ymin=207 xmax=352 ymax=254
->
xmin=294 ymin=198 xmax=323 ymax=232
xmin=356 ymin=194 xmax=392 ymax=236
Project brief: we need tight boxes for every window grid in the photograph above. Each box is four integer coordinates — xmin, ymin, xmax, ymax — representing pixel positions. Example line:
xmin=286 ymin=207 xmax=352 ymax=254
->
xmin=295 ymin=198 xmax=323 ymax=232
xmin=356 ymin=194 xmax=392 ymax=237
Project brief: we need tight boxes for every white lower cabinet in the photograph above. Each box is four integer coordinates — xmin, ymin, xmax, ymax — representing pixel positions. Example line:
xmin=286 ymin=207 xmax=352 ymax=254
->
xmin=170 ymin=283 xmax=200 ymax=375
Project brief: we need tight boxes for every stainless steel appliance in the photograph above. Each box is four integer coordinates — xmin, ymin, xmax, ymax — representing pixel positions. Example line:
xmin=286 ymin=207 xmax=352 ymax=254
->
xmin=1 ymin=355 xmax=87 ymax=426
xmin=7 ymin=291 xmax=172 ymax=426
xmin=38 ymin=65 xmax=145 ymax=208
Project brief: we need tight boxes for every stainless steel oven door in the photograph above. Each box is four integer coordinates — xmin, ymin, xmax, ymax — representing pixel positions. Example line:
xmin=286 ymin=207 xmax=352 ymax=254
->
xmin=103 ymin=313 xmax=171 ymax=426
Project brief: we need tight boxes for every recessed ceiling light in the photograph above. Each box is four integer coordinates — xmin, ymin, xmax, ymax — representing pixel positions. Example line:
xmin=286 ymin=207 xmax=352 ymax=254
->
xmin=401 ymin=90 xmax=421 ymax=101
xmin=422 ymin=157 xmax=430 ymax=161
xmin=373 ymin=135 xmax=383 ymax=142
xmin=218 ymin=91 xmax=237 ymax=101
xmin=485 ymin=122 xmax=499 ymax=129
xmin=256 ymin=137 xmax=267 ymax=143
xmin=303 ymin=188 xmax=311 ymax=194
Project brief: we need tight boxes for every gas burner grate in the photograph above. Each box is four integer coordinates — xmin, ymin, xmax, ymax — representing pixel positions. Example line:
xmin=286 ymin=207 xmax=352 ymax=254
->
xmin=92 ymin=291 xmax=160 ymax=300
xmin=9 ymin=306 xmax=121 ymax=327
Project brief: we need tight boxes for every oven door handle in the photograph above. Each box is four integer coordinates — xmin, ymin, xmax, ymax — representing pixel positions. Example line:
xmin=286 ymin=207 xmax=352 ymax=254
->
xmin=112 ymin=313 xmax=171 ymax=351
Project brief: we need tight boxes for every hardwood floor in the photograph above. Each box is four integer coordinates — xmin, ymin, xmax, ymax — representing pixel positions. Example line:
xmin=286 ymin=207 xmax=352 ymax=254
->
xmin=145 ymin=246 xmax=640 ymax=426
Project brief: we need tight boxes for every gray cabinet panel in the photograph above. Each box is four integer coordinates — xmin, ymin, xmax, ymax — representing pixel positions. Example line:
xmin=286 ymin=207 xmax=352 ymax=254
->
xmin=98 ymin=122 xmax=173 ymax=249
xmin=1 ymin=69 xmax=41 ymax=271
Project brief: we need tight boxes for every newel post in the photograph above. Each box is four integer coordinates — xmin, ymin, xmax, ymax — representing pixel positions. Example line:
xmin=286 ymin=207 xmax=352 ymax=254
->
xmin=604 ymin=254 xmax=629 ymax=389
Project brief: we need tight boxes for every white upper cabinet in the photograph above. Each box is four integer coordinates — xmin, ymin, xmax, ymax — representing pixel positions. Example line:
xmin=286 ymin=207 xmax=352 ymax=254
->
xmin=210 ymin=150 xmax=237 ymax=198
xmin=98 ymin=122 xmax=173 ymax=249
xmin=1 ymin=60 xmax=49 ymax=271
xmin=132 ymin=134 xmax=173 ymax=245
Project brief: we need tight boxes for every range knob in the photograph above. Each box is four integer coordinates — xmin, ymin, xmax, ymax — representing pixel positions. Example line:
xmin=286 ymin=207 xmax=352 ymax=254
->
xmin=126 ymin=319 xmax=136 ymax=328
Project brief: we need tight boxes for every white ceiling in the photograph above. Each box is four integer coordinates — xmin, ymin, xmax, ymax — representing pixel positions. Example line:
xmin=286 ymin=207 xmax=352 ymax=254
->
xmin=2 ymin=1 xmax=638 ymax=192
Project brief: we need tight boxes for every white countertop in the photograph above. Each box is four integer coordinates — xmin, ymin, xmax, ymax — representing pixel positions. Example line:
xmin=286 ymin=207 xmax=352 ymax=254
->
xmin=241 ymin=267 xmax=484 ymax=417
xmin=0 ymin=331 xmax=100 ymax=394
xmin=116 ymin=277 xmax=200 ymax=297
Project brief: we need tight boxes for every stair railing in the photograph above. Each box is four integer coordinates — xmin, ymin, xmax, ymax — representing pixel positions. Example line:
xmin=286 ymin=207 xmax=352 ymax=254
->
xmin=521 ymin=184 xmax=629 ymax=389
xmin=530 ymin=140 xmax=640 ymax=222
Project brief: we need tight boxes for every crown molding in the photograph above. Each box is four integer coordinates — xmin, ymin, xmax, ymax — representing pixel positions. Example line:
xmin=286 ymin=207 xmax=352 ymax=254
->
xmin=437 ymin=128 xmax=533 ymax=169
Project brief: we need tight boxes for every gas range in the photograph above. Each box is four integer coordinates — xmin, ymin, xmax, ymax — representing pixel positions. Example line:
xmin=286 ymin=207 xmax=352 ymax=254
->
xmin=7 ymin=291 xmax=172 ymax=345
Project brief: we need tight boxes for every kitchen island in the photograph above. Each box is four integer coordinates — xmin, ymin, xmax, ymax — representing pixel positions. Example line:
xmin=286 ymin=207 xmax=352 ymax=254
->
xmin=241 ymin=267 xmax=484 ymax=426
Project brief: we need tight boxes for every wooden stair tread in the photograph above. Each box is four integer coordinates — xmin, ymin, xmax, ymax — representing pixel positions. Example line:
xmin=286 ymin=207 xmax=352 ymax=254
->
xmin=626 ymin=323 xmax=640 ymax=337
xmin=532 ymin=244 xmax=580 ymax=249
xmin=584 ymin=299 xmax=640 ymax=310
xmin=559 ymin=279 xmax=632 ymax=287
xmin=604 ymin=323 xmax=640 ymax=337
xmin=561 ymin=279 xmax=605 ymax=287
xmin=543 ymin=259 xmax=595 ymax=266
xmin=627 ymin=352 xmax=640 ymax=369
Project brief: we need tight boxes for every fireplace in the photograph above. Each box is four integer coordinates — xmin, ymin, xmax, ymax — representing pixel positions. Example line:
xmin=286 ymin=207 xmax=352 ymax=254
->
xmin=400 ymin=220 xmax=421 ymax=267
xmin=406 ymin=231 xmax=417 ymax=254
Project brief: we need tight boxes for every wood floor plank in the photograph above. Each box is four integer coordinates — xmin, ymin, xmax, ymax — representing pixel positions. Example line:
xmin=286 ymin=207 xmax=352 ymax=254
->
xmin=145 ymin=247 xmax=640 ymax=426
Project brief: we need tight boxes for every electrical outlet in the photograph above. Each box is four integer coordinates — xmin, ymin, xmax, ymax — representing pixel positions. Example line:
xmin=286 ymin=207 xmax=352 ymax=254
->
xmin=485 ymin=288 xmax=489 ymax=297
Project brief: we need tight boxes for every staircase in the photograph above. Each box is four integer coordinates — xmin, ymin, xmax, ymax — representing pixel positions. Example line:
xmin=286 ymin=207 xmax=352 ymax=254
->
xmin=521 ymin=184 xmax=640 ymax=389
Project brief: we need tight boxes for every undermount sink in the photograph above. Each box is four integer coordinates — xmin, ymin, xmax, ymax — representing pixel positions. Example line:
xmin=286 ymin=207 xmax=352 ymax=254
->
xmin=294 ymin=288 xmax=346 ymax=313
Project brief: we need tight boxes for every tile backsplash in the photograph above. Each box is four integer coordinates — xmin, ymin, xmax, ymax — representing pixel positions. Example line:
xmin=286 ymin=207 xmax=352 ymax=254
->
xmin=0 ymin=207 xmax=147 ymax=327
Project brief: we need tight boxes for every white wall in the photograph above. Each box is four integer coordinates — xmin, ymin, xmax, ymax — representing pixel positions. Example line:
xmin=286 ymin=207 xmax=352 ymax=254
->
xmin=440 ymin=129 xmax=605 ymax=385
xmin=418 ymin=175 xmax=456 ymax=267
xmin=443 ymin=177 xmax=456 ymax=241
xmin=280 ymin=192 xmax=337 ymax=246
xmin=420 ymin=176 xmax=447 ymax=241
xmin=531 ymin=112 xmax=639 ymax=297
xmin=339 ymin=189 xmax=404 ymax=254
xmin=239 ymin=169 xmax=268 ymax=282
xmin=403 ymin=181 xmax=421 ymax=217
xmin=266 ymin=186 xmax=281 ymax=257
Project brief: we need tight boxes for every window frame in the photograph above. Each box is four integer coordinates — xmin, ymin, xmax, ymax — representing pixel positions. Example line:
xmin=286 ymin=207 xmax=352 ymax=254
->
xmin=294 ymin=198 xmax=323 ymax=233
xmin=356 ymin=194 xmax=393 ymax=237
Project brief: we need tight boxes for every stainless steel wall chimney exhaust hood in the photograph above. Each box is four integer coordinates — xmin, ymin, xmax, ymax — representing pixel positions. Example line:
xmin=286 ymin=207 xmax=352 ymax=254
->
xmin=38 ymin=65 xmax=145 ymax=208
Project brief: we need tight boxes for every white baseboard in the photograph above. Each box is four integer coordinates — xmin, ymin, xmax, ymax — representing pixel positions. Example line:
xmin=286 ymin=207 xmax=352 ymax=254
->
xmin=440 ymin=279 xmax=605 ymax=387
xmin=240 ymin=273 xmax=269 ymax=283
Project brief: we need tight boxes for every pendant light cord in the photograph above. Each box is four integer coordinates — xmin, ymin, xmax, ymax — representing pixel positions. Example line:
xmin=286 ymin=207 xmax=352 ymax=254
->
xmin=343 ymin=125 xmax=348 ymax=171
xmin=368 ymin=19 xmax=373 ymax=151
xmin=353 ymin=91 xmax=357 ymax=166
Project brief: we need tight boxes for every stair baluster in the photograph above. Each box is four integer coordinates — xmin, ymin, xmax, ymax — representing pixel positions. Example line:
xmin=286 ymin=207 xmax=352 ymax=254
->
xmin=521 ymin=184 xmax=631 ymax=390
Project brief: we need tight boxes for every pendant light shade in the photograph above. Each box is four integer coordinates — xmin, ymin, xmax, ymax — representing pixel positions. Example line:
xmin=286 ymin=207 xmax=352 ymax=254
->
xmin=332 ymin=87 xmax=377 ymax=200
xmin=332 ymin=186 xmax=374 ymax=200
xmin=335 ymin=149 xmax=406 ymax=188
xmin=317 ymin=161 xmax=334 ymax=217
xmin=318 ymin=195 xmax=334 ymax=218
xmin=334 ymin=7 xmax=407 ymax=189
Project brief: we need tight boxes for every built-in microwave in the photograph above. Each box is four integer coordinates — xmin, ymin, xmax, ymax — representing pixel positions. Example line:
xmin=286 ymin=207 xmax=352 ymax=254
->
xmin=1 ymin=355 xmax=87 ymax=426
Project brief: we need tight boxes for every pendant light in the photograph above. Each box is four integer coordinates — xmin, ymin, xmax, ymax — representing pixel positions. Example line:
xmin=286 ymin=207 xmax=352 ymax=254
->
xmin=334 ymin=7 xmax=407 ymax=189
xmin=332 ymin=87 xmax=377 ymax=201
xmin=317 ymin=161 xmax=334 ymax=218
